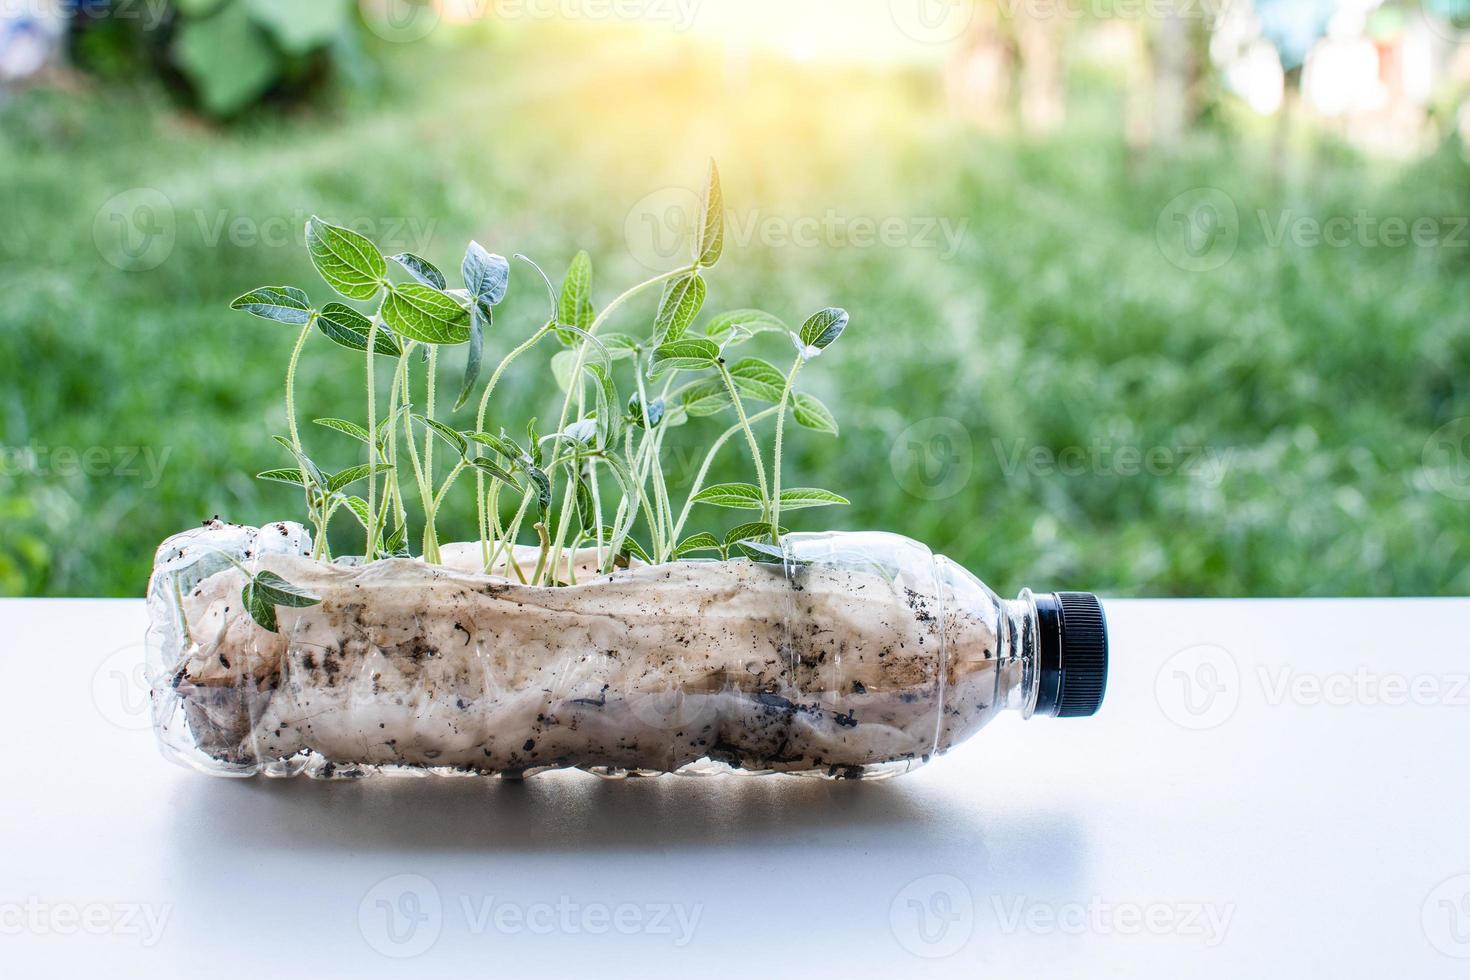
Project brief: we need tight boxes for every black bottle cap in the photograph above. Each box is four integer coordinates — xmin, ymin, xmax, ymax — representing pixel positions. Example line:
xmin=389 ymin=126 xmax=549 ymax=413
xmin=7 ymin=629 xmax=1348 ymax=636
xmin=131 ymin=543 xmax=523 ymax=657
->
xmin=1033 ymin=592 xmax=1109 ymax=718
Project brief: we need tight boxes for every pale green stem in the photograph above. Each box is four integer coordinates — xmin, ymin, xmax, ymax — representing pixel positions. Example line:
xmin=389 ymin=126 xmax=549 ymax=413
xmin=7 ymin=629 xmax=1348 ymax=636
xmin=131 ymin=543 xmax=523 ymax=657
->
xmin=716 ymin=362 xmax=769 ymax=506
xmin=670 ymin=405 xmax=780 ymax=543
xmin=475 ymin=323 xmax=554 ymax=567
xmin=768 ymin=358 xmax=805 ymax=538
xmin=364 ymin=313 xmax=381 ymax=558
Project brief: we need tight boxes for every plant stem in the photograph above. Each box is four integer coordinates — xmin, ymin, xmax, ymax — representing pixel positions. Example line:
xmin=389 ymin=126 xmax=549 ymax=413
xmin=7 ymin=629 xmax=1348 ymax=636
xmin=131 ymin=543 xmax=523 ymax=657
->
xmin=364 ymin=313 xmax=382 ymax=558
xmin=284 ymin=317 xmax=320 ymax=550
xmin=670 ymin=405 xmax=779 ymax=543
xmin=716 ymin=362 xmax=769 ymax=507
xmin=769 ymin=358 xmax=805 ymax=539
xmin=474 ymin=323 xmax=554 ymax=567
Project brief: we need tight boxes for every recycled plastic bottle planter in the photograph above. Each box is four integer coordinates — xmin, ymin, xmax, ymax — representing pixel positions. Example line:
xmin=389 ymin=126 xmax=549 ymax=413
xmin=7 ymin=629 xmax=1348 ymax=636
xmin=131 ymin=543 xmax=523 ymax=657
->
xmin=147 ymin=520 xmax=1108 ymax=780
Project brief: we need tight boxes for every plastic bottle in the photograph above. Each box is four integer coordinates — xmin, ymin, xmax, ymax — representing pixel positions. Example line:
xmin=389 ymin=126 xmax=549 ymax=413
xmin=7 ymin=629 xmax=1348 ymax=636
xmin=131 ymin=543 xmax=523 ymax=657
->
xmin=147 ymin=522 xmax=1109 ymax=779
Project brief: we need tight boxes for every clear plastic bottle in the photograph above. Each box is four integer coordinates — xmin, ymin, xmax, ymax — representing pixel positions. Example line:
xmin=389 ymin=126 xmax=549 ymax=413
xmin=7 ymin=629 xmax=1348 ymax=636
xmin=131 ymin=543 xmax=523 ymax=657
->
xmin=147 ymin=522 xmax=1108 ymax=780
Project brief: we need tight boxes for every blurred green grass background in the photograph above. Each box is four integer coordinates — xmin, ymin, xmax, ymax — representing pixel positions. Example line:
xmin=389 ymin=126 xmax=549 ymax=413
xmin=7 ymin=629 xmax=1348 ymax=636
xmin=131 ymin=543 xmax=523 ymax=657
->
xmin=2 ymin=29 xmax=1468 ymax=597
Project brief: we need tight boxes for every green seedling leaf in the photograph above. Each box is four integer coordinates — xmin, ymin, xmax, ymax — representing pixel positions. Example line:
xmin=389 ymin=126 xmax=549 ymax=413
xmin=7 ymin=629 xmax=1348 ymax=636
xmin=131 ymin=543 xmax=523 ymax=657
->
xmin=231 ymin=286 xmax=313 ymax=325
xmin=551 ymin=350 xmax=579 ymax=393
xmin=673 ymin=532 xmax=722 ymax=558
xmin=383 ymin=523 xmax=409 ymax=557
xmin=696 ymin=159 xmax=724 ymax=268
xmin=455 ymin=300 xmax=488 ymax=410
xmin=469 ymin=457 xmax=522 ymax=489
xmin=338 ymin=494 xmax=372 ymax=530
xmin=256 ymin=468 xmax=308 ymax=487
xmin=463 ymin=242 xmax=510 ymax=305
xmin=413 ymin=414 xmax=468 ymax=458
xmin=558 ymin=250 xmax=593 ymax=346
xmin=383 ymin=284 xmax=473 ymax=345
xmin=693 ymin=482 xmax=765 ymax=510
xmin=653 ymin=272 xmax=706 ymax=345
xmin=586 ymin=362 xmax=621 ymax=446
xmin=327 ymin=463 xmax=392 ymax=494
xmin=703 ymin=309 xmax=788 ymax=343
xmin=650 ymin=338 xmax=720 ymax=377
xmin=627 ymin=393 xmax=665 ymax=428
xmin=313 ymin=417 xmax=372 ymax=444
xmin=735 ymin=539 xmax=792 ymax=564
xmin=796 ymin=307 xmax=849 ymax=357
xmin=558 ymin=419 xmax=599 ymax=445
xmin=621 ymin=537 xmax=652 ymax=565
xmin=242 ymin=579 xmax=278 ymax=633
xmin=316 ymin=303 xmax=402 ymax=356
xmin=792 ymin=392 xmax=839 ymax=436
xmin=724 ymin=521 xmax=787 ymax=548
xmin=575 ymin=474 xmax=595 ymax=531
xmin=527 ymin=464 xmax=552 ymax=521
xmin=727 ymin=357 xmax=786 ymax=403
xmin=243 ymin=570 xmax=322 ymax=634
xmin=271 ymin=436 xmax=326 ymax=488
xmin=778 ymin=487 xmax=849 ymax=509
xmin=306 ymin=216 xmax=385 ymax=301
xmin=680 ymin=377 xmax=733 ymax=417
xmin=602 ymin=334 xmax=641 ymax=360
xmin=389 ymin=252 xmax=446 ymax=290
xmin=468 ymin=430 xmax=520 ymax=461
xmin=526 ymin=418 xmax=543 ymax=467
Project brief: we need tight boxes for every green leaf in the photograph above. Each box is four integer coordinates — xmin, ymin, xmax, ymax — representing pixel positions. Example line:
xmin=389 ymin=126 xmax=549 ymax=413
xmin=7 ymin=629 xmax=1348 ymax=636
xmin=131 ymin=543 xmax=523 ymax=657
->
xmin=468 ymin=430 xmax=520 ymax=461
xmin=724 ymin=521 xmax=786 ymax=548
xmin=653 ymin=273 xmax=707 ymax=345
xmin=736 ymin=539 xmax=795 ymax=565
xmin=271 ymin=436 xmax=325 ymax=488
xmin=231 ymin=286 xmax=313 ymax=325
xmin=526 ymin=418 xmax=543 ymax=467
xmin=693 ymin=483 xmax=765 ymax=510
xmin=558 ymin=250 xmax=593 ymax=346
xmin=586 ymin=362 xmax=621 ymax=446
xmin=602 ymin=334 xmax=641 ymax=360
xmin=792 ymin=392 xmax=839 ymax=436
xmin=455 ymin=300 xmax=488 ymax=411
xmin=650 ymin=338 xmax=721 ymax=376
xmin=382 ymin=284 xmax=472 ymax=345
xmin=798 ymin=307 xmax=849 ymax=354
xmin=172 ymin=2 xmax=278 ymax=117
xmin=704 ymin=309 xmax=788 ymax=343
xmin=256 ymin=468 xmax=308 ymax=487
xmin=306 ymin=217 xmax=385 ymax=301
xmin=254 ymin=570 xmax=322 ymax=608
xmin=316 ymin=303 xmax=402 ymax=357
xmin=778 ymin=487 xmax=849 ymax=509
xmin=382 ymin=523 xmax=409 ymax=557
xmin=673 ymin=532 xmax=722 ymax=558
xmin=627 ymin=393 xmax=665 ymax=428
xmin=551 ymin=350 xmax=579 ymax=393
xmin=469 ymin=457 xmax=522 ymax=489
xmin=242 ymin=580 xmax=278 ymax=633
xmin=413 ymin=414 xmax=467 ymax=458
xmin=313 ymin=417 xmax=373 ymax=445
xmin=462 ymin=242 xmax=509 ymax=305
xmin=337 ymin=495 xmax=371 ymax=530
xmin=727 ymin=357 xmax=786 ymax=403
xmin=327 ymin=463 xmax=391 ymax=494
xmin=526 ymin=464 xmax=552 ymax=521
xmin=621 ymin=537 xmax=652 ymax=565
xmin=575 ymin=474 xmax=595 ymax=532
xmin=389 ymin=252 xmax=446 ymax=290
xmin=696 ymin=159 xmax=725 ymax=267
xmin=680 ymin=377 xmax=733 ymax=417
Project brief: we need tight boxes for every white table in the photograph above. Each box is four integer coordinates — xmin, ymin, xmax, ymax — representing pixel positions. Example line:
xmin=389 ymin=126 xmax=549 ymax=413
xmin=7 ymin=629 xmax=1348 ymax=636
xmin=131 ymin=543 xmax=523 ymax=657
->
xmin=3 ymin=597 xmax=1468 ymax=978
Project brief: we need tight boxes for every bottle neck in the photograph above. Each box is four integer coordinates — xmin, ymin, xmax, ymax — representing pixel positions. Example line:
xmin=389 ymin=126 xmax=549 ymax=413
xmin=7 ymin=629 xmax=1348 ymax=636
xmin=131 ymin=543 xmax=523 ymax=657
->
xmin=1001 ymin=590 xmax=1054 ymax=719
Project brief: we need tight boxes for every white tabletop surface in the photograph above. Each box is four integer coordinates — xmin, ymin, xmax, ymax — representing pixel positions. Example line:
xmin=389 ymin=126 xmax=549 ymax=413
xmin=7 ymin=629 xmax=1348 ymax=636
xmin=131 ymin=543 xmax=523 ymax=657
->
xmin=2 ymin=596 xmax=1468 ymax=978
